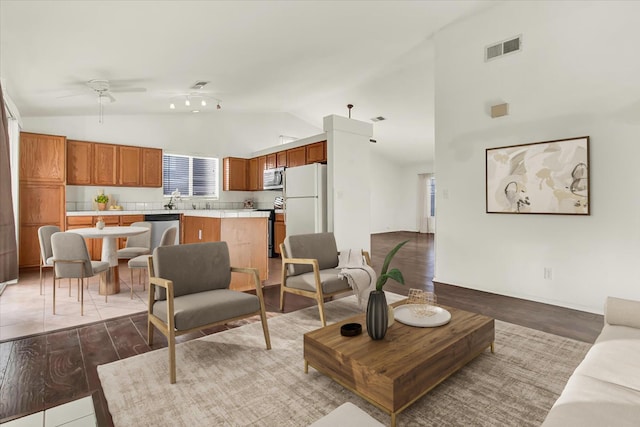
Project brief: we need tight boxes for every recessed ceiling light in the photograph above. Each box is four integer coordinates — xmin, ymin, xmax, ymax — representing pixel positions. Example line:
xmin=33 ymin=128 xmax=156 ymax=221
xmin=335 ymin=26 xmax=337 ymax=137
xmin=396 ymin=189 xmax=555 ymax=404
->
xmin=371 ymin=116 xmax=386 ymax=122
xmin=192 ymin=110 xmax=200 ymax=113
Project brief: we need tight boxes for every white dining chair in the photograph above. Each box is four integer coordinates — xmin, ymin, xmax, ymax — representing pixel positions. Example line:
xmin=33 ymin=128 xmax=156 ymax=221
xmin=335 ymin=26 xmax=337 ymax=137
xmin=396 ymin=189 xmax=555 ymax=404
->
xmin=127 ymin=226 xmax=177 ymax=298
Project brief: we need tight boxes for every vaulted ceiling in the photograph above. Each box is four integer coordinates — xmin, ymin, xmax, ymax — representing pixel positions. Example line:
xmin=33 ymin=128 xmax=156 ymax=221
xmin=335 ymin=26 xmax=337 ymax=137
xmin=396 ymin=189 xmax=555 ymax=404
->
xmin=0 ymin=0 xmax=499 ymax=164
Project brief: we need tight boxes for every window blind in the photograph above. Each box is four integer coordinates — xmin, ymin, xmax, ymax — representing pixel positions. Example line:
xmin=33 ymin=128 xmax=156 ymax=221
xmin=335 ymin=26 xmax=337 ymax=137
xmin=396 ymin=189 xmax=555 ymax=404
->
xmin=163 ymin=154 xmax=218 ymax=198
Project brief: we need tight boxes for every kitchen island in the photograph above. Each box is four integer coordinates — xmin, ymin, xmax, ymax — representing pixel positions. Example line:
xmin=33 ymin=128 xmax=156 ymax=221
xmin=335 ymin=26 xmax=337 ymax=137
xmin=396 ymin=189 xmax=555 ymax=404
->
xmin=66 ymin=209 xmax=270 ymax=292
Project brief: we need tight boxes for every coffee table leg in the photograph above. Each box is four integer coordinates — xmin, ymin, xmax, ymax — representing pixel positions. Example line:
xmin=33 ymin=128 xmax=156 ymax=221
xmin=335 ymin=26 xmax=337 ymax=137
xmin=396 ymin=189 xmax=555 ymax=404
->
xmin=491 ymin=342 xmax=495 ymax=353
xmin=304 ymin=359 xmax=308 ymax=374
xmin=391 ymin=412 xmax=396 ymax=427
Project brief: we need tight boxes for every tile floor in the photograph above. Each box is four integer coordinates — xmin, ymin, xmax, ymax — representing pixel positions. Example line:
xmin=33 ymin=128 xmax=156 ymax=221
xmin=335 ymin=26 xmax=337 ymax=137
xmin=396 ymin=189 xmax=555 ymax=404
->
xmin=0 ymin=264 xmax=148 ymax=341
xmin=2 ymin=396 xmax=96 ymax=427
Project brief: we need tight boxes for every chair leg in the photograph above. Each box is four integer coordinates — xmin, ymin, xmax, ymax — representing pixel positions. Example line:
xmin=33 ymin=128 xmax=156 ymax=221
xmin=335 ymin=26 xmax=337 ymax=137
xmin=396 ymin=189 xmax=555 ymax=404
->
xmin=279 ymin=285 xmax=286 ymax=312
xmin=80 ymin=278 xmax=84 ymax=316
xmin=39 ymin=264 xmax=43 ymax=296
xmin=147 ymin=320 xmax=154 ymax=346
xmin=259 ymin=307 xmax=272 ymax=350
xmin=168 ymin=329 xmax=176 ymax=384
xmin=52 ymin=275 xmax=56 ymax=315
xmin=104 ymin=272 xmax=108 ymax=303
xmin=130 ymin=269 xmax=134 ymax=299
xmin=316 ymin=294 xmax=327 ymax=327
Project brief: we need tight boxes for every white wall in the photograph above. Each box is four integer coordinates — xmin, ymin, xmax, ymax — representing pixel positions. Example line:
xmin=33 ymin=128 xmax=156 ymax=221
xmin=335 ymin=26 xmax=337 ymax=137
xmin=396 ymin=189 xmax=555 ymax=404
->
xmin=22 ymin=112 xmax=320 ymax=207
xmin=434 ymin=1 xmax=640 ymax=313
xmin=370 ymin=153 xmax=433 ymax=233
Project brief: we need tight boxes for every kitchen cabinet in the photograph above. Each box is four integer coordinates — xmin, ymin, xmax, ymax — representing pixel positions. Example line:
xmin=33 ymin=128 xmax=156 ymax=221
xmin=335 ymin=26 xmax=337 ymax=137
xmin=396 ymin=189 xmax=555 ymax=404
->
xmin=248 ymin=157 xmax=259 ymax=191
xmin=223 ymin=157 xmax=248 ymax=191
xmin=287 ymin=146 xmax=306 ymax=167
xmin=67 ymin=140 xmax=93 ymax=185
xmin=221 ymin=218 xmax=268 ymax=291
xmin=118 ymin=146 xmax=141 ymax=186
xmin=93 ymin=143 xmax=118 ymax=186
xmin=306 ymin=141 xmax=327 ymax=164
xmin=276 ymin=151 xmax=287 ymax=168
xmin=19 ymin=132 xmax=66 ymax=268
xmin=182 ymin=216 xmax=221 ymax=244
xmin=19 ymin=132 xmax=66 ymax=184
xmin=257 ymin=156 xmax=266 ymax=190
xmin=266 ymin=153 xmax=277 ymax=170
xmin=141 ymin=148 xmax=163 ymax=187
xmin=274 ymin=213 xmax=285 ymax=255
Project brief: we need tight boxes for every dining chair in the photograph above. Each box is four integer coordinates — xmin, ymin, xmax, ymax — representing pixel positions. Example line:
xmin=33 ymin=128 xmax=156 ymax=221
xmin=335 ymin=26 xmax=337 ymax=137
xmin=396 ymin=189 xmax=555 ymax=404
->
xmin=127 ymin=226 xmax=177 ymax=298
xmin=37 ymin=225 xmax=60 ymax=295
xmin=116 ymin=221 xmax=152 ymax=259
xmin=51 ymin=232 xmax=110 ymax=316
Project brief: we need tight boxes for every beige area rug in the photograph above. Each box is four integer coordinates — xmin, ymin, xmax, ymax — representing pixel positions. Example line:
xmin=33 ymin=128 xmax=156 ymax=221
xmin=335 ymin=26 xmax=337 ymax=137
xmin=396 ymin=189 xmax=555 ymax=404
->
xmin=98 ymin=294 xmax=591 ymax=426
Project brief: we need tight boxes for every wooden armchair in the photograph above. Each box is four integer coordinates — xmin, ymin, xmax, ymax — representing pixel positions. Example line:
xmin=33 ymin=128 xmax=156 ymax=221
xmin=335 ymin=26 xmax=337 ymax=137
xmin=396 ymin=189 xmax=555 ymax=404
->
xmin=147 ymin=241 xmax=271 ymax=384
xmin=280 ymin=232 xmax=371 ymax=326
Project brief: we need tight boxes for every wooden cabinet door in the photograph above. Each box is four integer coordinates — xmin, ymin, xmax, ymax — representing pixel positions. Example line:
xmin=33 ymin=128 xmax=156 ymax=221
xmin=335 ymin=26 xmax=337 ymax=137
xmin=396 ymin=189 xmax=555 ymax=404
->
xmin=19 ymin=184 xmax=65 ymax=226
xmin=93 ymin=143 xmax=118 ymax=186
xmin=276 ymin=151 xmax=287 ymax=168
xmin=183 ymin=216 xmax=203 ymax=244
xmin=118 ymin=146 xmax=141 ymax=186
xmin=287 ymin=147 xmax=306 ymax=167
xmin=274 ymin=219 xmax=286 ymax=255
xmin=266 ymin=153 xmax=277 ymax=170
xmin=141 ymin=148 xmax=162 ymax=187
xmin=19 ymin=225 xmax=43 ymax=268
xmin=19 ymin=132 xmax=66 ymax=183
xmin=257 ymin=156 xmax=266 ymax=190
xmin=248 ymin=157 xmax=259 ymax=191
xmin=223 ymin=157 xmax=248 ymax=191
xmin=202 ymin=217 xmax=221 ymax=242
xmin=67 ymin=140 xmax=93 ymax=185
xmin=306 ymin=141 xmax=327 ymax=164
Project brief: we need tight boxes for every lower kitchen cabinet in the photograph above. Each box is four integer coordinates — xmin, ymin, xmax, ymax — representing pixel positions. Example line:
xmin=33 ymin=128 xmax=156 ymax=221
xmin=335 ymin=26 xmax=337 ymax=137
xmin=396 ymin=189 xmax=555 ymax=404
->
xmin=274 ymin=213 xmax=285 ymax=255
xmin=182 ymin=216 xmax=221 ymax=244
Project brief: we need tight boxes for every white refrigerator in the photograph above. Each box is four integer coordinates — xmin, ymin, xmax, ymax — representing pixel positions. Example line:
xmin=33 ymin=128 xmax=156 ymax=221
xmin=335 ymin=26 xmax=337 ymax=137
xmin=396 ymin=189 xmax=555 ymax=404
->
xmin=284 ymin=163 xmax=327 ymax=236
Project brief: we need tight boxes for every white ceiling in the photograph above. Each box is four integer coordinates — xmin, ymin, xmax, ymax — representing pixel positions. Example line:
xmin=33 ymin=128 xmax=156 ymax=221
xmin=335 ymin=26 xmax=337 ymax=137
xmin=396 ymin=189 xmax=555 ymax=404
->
xmin=0 ymin=0 xmax=498 ymax=164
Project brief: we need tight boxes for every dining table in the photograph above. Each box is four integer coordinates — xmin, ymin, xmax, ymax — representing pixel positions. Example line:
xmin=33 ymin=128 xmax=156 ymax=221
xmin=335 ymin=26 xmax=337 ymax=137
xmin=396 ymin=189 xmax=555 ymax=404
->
xmin=67 ymin=226 xmax=149 ymax=295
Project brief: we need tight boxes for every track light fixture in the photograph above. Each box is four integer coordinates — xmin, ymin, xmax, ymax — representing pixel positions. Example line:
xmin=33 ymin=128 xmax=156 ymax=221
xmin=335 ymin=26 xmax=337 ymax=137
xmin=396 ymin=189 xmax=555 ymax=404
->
xmin=168 ymin=94 xmax=222 ymax=112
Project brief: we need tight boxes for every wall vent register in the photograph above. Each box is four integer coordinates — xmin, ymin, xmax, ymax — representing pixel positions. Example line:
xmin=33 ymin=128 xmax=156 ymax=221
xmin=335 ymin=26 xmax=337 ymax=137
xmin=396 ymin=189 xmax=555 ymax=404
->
xmin=485 ymin=35 xmax=522 ymax=61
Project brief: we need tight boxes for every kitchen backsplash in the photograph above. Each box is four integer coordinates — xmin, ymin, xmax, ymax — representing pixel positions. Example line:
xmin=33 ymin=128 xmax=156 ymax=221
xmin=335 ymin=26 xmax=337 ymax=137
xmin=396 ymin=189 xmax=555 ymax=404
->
xmin=66 ymin=200 xmax=278 ymax=212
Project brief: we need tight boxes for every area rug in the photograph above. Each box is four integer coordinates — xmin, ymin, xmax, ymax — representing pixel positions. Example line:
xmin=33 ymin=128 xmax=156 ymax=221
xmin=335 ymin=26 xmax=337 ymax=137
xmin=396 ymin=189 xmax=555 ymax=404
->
xmin=98 ymin=293 xmax=591 ymax=426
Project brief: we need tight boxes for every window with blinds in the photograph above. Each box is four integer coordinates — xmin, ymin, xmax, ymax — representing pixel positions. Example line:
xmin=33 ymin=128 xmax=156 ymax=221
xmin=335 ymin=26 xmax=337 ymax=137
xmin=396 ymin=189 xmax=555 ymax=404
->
xmin=163 ymin=154 xmax=219 ymax=198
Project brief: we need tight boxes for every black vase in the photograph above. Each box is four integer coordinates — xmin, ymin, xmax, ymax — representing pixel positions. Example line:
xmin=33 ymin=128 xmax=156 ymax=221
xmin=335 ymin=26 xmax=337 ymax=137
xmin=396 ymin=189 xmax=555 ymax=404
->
xmin=366 ymin=290 xmax=388 ymax=340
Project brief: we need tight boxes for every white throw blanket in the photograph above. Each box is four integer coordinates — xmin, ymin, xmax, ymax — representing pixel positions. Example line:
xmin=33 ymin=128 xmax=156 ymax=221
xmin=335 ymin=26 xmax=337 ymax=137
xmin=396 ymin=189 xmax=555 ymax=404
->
xmin=337 ymin=249 xmax=377 ymax=311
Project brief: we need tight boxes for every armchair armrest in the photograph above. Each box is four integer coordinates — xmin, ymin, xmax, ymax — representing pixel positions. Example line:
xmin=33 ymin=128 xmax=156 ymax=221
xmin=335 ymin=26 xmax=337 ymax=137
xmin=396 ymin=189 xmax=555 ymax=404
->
xmin=231 ymin=266 xmax=263 ymax=293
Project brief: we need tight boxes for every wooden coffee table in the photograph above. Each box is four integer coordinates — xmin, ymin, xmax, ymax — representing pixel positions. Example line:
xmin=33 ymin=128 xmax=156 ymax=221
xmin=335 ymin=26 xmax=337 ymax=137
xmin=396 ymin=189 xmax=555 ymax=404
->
xmin=303 ymin=301 xmax=495 ymax=427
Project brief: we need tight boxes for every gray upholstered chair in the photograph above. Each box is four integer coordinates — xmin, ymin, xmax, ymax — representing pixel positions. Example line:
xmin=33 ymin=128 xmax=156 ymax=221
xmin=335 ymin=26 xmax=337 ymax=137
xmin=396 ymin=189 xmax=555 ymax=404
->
xmin=127 ymin=226 xmax=177 ymax=299
xmin=147 ymin=241 xmax=271 ymax=384
xmin=116 ymin=221 xmax=152 ymax=259
xmin=37 ymin=225 xmax=60 ymax=295
xmin=50 ymin=232 xmax=110 ymax=316
xmin=280 ymin=232 xmax=371 ymax=326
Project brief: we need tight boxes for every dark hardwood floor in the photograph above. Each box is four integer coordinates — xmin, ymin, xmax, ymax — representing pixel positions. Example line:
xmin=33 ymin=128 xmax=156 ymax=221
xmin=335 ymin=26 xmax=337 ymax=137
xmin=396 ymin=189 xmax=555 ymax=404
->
xmin=0 ymin=231 xmax=604 ymax=425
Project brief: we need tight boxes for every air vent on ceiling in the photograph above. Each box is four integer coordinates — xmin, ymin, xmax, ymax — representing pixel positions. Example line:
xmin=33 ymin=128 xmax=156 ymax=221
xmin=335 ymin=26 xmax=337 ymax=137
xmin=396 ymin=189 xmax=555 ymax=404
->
xmin=371 ymin=116 xmax=386 ymax=122
xmin=191 ymin=81 xmax=209 ymax=89
xmin=485 ymin=35 xmax=522 ymax=61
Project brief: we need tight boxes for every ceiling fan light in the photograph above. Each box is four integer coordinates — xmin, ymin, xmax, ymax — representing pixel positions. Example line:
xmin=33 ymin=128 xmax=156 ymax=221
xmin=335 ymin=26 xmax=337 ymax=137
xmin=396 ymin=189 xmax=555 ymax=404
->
xmin=185 ymin=98 xmax=190 ymax=107
xmin=169 ymin=103 xmax=175 ymax=109
xmin=201 ymin=99 xmax=207 ymax=107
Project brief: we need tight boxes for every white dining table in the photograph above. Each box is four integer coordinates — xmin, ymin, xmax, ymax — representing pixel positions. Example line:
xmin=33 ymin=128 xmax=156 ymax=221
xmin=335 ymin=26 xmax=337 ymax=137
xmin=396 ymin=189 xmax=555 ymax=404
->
xmin=67 ymin=226 xmax=149 ymax=295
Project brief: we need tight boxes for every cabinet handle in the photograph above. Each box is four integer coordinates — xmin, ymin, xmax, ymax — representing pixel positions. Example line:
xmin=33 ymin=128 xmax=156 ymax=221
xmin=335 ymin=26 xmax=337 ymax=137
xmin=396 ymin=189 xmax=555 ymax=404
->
xmin=198 ymin=229 xmax=202 ymax=240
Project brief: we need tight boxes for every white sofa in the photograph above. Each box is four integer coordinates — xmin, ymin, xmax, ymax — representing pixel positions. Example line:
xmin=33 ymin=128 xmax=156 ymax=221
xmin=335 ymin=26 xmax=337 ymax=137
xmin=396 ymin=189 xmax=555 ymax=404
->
xmin=542 ymin=296 xmax=640 ymax=426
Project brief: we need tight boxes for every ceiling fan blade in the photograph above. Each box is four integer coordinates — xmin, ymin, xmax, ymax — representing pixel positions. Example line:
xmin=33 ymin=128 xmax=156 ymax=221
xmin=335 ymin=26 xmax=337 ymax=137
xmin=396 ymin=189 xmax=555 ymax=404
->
xmin=107 ymin=92 xmax=117 ymax=103
xmin=109 ymin=87 xmax=147 ymax=93
xmin=56 ymin=91 xmax=89 ymax=99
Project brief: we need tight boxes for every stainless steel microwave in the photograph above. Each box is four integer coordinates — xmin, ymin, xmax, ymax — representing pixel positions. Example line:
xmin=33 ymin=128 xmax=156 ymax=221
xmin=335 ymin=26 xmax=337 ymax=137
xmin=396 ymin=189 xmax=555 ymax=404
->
xmin=263 ymin=167 xmax=285 ymax=190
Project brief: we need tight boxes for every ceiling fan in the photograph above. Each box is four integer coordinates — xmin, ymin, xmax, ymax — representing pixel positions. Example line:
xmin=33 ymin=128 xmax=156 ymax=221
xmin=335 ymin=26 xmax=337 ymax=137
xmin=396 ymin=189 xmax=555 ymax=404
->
xmin=61 ymin=79 xmax=147 ymax=123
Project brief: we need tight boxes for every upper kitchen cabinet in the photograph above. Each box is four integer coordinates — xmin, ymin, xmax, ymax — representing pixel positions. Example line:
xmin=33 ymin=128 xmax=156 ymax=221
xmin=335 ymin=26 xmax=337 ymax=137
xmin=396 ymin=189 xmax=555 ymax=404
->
xmin=93 ymin=143 xmax=118 ymax=186
xmin=223 ymin=157 xmax=248 ymax=191
xmin=306 ymin=141 xmax=327 ymax=164
xmin=276 ymin=151 xmax=287 ymax=167
xmin=118 ymin=145 xmax=141 ymax=186
xmin=67 ymin=140 xmax=93 ymax=185
xmin=19 ymin=132 xmax=66 ymax=183
xmin=248 ymin=157 xmax=259 ymax=191
xmin=286 ymin=146 xmax=306 ymax=167
xmin=266 ymin=153 xmax=277 ymax=170
xmin=141 ymin=148 xmax=163 ymax=187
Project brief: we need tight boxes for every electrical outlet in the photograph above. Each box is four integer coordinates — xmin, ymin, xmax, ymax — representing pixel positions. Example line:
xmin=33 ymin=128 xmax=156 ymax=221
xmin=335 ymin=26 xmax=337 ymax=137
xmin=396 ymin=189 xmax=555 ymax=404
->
xmin=544 ymin=267 xmax=553 ymax=280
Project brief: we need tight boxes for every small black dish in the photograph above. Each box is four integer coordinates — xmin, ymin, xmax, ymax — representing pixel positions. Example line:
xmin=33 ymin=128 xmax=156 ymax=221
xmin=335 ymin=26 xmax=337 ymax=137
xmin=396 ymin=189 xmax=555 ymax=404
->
xmin=340 ymin=322 xmax=362 ymax=337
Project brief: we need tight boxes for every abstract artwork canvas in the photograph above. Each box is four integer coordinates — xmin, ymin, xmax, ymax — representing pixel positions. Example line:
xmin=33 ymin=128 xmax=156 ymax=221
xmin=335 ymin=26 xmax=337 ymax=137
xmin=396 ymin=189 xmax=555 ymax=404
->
xmin=486 ymin=136 xmax=589 ymax=215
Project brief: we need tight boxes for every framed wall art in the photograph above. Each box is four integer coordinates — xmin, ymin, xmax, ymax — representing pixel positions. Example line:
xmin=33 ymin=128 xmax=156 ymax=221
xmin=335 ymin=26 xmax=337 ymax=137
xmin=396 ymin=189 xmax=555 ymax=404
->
xmin=486 ymin=136 xmax=590 ymax=215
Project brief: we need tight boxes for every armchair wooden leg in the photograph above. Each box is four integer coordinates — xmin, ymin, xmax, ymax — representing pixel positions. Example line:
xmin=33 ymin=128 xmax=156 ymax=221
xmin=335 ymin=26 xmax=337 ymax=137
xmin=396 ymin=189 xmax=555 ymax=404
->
xmin=259 ymin=307 xmax=272 ymax=350
xmin=279 ymin=286 xmax=286 ymax=312
xmin=316 ymin=295 xmax=327 ymax=327
xmin=147 ymin=320 xmax=154 ymax=346
xmin=168 ymin=329 xmax=176 ymax=384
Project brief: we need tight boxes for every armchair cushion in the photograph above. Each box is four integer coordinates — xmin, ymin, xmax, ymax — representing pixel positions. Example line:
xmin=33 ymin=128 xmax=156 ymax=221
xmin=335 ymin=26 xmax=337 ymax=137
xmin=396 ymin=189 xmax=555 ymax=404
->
xmin=285 ymin=268 xmax=350 ymax=295
xmin=152 ymin=289 xmax=260 ymax=331
xmin=284 ymin=232 xmax=339 ymax=276
xmin=153 ymin=242 xmax=231 ymax=300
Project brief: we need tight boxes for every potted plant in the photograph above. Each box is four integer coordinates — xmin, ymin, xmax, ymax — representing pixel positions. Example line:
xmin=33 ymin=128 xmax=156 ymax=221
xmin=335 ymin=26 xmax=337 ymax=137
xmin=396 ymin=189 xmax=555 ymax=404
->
xmin=367 ymin=239 xmax=409 ymax=340
xmin=95 ymin=193 xmax=109 ymax=211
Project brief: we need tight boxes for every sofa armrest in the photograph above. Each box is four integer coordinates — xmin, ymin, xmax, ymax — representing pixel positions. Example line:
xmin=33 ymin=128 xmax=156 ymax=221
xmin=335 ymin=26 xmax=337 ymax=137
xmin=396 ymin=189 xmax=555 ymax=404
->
xmin=605 ymin=296 xmax=640 ymax=329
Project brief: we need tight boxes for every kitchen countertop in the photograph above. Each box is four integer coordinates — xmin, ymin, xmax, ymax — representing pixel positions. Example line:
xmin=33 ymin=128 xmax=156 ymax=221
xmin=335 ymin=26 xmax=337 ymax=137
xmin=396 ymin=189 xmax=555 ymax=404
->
xmin=66 ymin=209 xmax=271 ymax=218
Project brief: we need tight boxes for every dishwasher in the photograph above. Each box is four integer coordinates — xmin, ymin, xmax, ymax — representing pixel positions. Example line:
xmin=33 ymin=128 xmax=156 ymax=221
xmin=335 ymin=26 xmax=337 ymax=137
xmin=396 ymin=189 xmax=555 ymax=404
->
xmin=144 ymin=213 xmax=181 ymax=250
